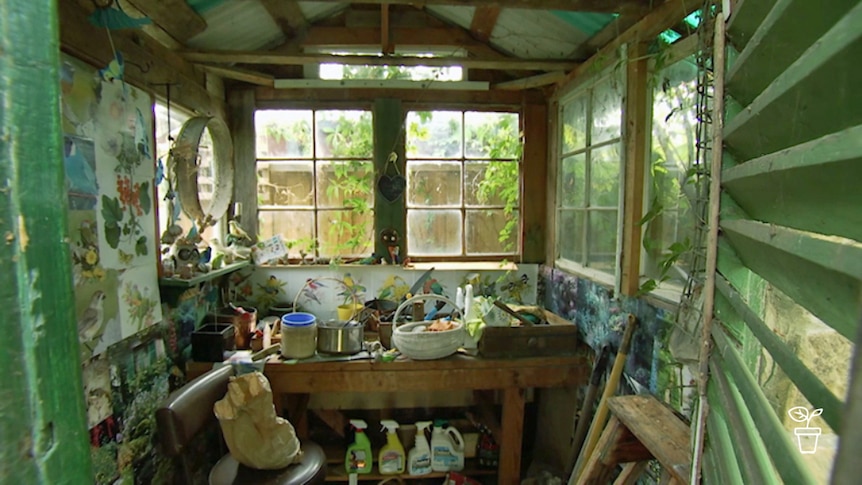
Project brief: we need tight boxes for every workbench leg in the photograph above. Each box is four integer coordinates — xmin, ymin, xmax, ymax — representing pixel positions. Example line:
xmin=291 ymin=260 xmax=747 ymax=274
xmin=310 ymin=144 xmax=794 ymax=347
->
xmin=282 ymin=393 xmax=310 ymax=439
xmin=499 ymin=387 xmax=525 ymax=485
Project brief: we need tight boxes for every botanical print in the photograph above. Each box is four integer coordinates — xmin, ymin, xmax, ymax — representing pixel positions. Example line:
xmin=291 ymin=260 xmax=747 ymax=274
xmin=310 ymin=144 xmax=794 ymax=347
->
xmin=94 ymin=78 xmax=156 ymax=270
xmin=69 ymin=212 xmax=107 ymax=287
xmin=118 ymin=265 xmax=162 ymax=338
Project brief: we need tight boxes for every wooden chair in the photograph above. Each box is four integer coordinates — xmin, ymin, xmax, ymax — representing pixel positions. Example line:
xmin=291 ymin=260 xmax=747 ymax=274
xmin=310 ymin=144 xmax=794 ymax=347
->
xmin=156 ymin=365 xmax=327 ymax=485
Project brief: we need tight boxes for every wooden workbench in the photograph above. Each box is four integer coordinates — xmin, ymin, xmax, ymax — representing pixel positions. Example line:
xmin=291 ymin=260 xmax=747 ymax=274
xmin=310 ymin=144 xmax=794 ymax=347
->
xmin=188 ymin=351 xmax=590 ymax=484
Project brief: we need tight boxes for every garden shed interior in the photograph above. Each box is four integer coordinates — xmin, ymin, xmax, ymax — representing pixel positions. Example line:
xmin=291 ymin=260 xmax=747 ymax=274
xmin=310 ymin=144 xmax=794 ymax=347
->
xmin=2 ymin=0 xmax=861 ymax=484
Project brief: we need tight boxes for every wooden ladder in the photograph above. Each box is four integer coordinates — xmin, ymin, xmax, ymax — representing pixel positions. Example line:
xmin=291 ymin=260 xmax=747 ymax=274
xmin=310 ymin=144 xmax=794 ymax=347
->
xmin=576 ymin=395 xmax=691 ymax=485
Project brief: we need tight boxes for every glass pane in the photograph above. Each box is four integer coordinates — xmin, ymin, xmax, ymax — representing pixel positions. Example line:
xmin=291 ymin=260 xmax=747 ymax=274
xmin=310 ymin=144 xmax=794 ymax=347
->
xmin=466 ymin=161 xmax=519 ymax=207
xmin=587 ymin=210 xmax=617 ymax=271
xmin=464 ymin=112 xmax=520 ymax=159
xmin=258 ymin=210 xmax=313 ymax=258
xmin=318 ymin=209 xmax=374 ymax=258
xmin=407 ymin=161 xmax=461 ymax=206
xmin=466 ymin=209 xmax=518 ymax=255
xmin=590 ymin=144 xmax=621 ymax=207
xmin=561 ymin=94 xmax=587 ymax=153
xmin=315 ymin=110 xmax=373 ymax=158
xmin=406 ymin=111 xmax=462 ymax=158
xmin=257 ymin=161 xmax=313 ymax=207
xmin=255 ymin=110 xmax=313 ymax=158
xmin=559 ymin=154 xmax=585 ymax=208
xmin=591 ymin=74 xmax=623 ymax=145
xmin=316 ymin=160 xmax=374 ymax=209
xmin=558 ymin=209 xmax=584 ymax=263
xmin=407 ymin=210 xmax=461 ymax=255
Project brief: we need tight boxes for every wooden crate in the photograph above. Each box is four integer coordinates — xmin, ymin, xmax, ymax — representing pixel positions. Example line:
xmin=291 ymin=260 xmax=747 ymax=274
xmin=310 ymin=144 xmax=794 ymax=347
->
xmin=478 ymin=307 xmax=581 ymax=358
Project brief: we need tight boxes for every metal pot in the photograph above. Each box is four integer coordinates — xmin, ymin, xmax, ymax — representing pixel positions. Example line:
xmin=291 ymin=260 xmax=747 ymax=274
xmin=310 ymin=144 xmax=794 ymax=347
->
xmin=317 ymin=320 xmax=364 ymax=355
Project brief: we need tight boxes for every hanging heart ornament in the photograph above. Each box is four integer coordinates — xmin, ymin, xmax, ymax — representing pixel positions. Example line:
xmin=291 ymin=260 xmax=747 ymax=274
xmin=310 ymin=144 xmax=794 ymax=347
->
xmin=377 ymin=152 xmax=405 ymax=202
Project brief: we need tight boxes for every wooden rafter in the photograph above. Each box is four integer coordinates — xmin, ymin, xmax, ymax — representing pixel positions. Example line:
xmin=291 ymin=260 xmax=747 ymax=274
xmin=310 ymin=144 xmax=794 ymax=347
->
xmin=260 ymin=0 xmax=307 ymax=41
xmin=199 ymin=65 xmax=274 ymax=87
xmin=570 ymin=5 xmax=648 ymax=59
xmin=381 ymin=3 xmax=393 ymax=54
xmin=492 ymin=71 xmax=565 ymax=90
xmin=183 ymin=50 xmax=578 ymax=71
xmin=308 ymin=0 xmax=648 ymax=14
xmin=124 ymin=0 xmax=207 ymax=43
xmin=470 ymin=5 xmax=501 ymax=43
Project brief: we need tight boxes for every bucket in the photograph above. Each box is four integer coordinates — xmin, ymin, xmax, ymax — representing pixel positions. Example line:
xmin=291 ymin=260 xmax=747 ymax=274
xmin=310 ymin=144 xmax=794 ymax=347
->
xmin=337 ymin=302 xmax=365 ymax=321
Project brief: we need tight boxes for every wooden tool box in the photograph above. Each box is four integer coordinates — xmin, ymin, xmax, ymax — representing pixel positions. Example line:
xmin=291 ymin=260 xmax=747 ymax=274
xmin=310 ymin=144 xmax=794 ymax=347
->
xmin=478 ymin=306 xmax=581 ymax=358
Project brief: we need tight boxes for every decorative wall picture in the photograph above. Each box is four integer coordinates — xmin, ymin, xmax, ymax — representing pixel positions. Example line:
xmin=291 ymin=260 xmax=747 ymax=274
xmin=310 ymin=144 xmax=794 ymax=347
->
xmin=75 ymin=270 xmax=120 ymax=362
xmin=60 ymin=56 xmax=98 ymax=138
xmin=69 ymin=211 xmax=106 ymax=288
xmin=93 ymin=77 xmax=156 ymax=270
xmin=64 ymin=135 xmax=99 ymax=210
xmin=118 ymin=265 xmax=162 ymax=338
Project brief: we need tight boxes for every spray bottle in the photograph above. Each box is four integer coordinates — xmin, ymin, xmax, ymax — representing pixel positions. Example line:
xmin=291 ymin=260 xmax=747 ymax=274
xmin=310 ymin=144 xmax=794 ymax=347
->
xmin=407 ymin=421 xmax=433 ymax=476
xmin=378 ymin=420 xmax=406 ymax=474
xmin=345 ymin=419 xmax=373 ymax=474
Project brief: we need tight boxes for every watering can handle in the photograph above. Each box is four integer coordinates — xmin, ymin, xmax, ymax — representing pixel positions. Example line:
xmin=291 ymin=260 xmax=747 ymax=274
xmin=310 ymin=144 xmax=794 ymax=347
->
xmin=392 ymin=294 xmax=461 ymax=330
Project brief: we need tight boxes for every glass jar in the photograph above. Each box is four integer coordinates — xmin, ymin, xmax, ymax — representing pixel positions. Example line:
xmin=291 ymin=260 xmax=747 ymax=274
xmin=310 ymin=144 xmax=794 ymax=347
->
xmin=280 ymin=312 xmax=317 ymax=359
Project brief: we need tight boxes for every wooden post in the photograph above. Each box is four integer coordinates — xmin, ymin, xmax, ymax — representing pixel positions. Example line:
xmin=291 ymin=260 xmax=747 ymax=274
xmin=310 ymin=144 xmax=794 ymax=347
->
xmin=373 ymin=99 xmax=406 ymax=261
xmin=229 ymin=88 xmax=258 ymax=242
xmin=620 ymin=42 xmax=649 ymax=296
xmin=522 ymin=102 xmax=549 ymax=263
xmin=1 ymin=0 xmax=93 ymax=481
xmin=499 ymin=387 xmax=526 ymax=484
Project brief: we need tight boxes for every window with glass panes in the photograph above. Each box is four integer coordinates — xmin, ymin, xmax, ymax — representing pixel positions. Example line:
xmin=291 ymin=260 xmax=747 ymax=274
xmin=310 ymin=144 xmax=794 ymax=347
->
xmin=405 ymin=110 xmax=521 ymax=258
xmin=255 ymin=109 xmax=374 ymax=260
xmin=556 ymin=70 xmax=624 ymax=274
xmin=642 ymin=56 xmax=698 ymax=288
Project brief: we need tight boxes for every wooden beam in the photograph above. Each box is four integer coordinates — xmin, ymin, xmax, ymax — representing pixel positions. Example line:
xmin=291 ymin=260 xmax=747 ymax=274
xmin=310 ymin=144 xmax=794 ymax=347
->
xmin=125 ymin=0 xmax=207 ymax=43
xmin=522 ymin=103 xmax=548 ymax=263
xmin=620 ymin=42 xmax=648 ymax=297
xmin=470 ymin=5 xmax=501 ymax=43
xmin=381 ymin=3 xmax=393 ymax=54
xmin=260 ymin=0 xmax=307 ymax=40
xmin=493 ymin=71 xmax=565 ymax=90
xmin=58 ymin=0 xmax=223 ymax=118
xmin=199 ymin=65 xmax=274 ymax=87
xmin=307 ymin=0 xmax=648 ymax=13
xmin=256 ymin=85 xmax=537 ymax=105
xmin=558 ymin=0 xmax=699 ymax=91
xmin=184 ymin=50 xmax=578 ymax=71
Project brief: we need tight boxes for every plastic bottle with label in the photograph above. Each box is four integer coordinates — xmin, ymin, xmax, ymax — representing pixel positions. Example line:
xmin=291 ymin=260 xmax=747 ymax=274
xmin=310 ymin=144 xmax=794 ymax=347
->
xmin=407 ymin=421 xmax=433 ymax=476
xmin=378 ymin=419 xmax=405 ymax=474
xmin=431 ymin=419 xmax=465 ymax=472
xmin=345 ymin=419 xmax=373 ymax=474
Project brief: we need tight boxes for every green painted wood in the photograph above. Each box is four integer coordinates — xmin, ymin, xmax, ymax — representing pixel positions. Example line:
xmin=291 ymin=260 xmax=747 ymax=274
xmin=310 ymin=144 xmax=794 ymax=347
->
xmin=716 ymin=274 xmax=844 ymax=431
xmin=720 ymin=219 xmax=862 ymax=340
xmin=0 ymin=1 xmax=93 ymax=482
xmin=704 ymin=383 xmax=746 ymax=485
xmin=708 ymin=366 xmax=776 ymax=485
xmin=723 ymin=2 xmax=862 ymax=159
xmin=830 ymin=320 xmax=862 ymax=484
xmin=725 ymin=0 xmax=858 ymax=106
xmin=725 ymin=0 xmax=780 ymax=50
xmin=702 ymin=447 xmax=722 ymax=485
xmin=712 ymin=329 xmax=818 ymax=485
xmin=722 ymin=124 xmax=862 ymax=242
xmin=373 ymin=99 xmax=406 ymax=261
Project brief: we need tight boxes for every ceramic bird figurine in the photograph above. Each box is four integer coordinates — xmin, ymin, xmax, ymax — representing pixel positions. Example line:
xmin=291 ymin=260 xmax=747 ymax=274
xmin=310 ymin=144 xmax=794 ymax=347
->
xmin=227 ymin=220 xmax=253 ymax=246
xmin=78 ymin=290 xmax=106 ymax=344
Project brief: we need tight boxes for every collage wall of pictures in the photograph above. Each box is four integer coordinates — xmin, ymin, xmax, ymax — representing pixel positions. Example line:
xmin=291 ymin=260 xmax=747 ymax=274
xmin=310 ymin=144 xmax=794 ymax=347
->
xmin=60 ymin=51 xmax=210 ymax=484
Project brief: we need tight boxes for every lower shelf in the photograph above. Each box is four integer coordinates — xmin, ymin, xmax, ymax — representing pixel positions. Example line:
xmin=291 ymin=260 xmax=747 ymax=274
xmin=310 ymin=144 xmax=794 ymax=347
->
xmin=324 ymin=460 xmax=496 ymax=482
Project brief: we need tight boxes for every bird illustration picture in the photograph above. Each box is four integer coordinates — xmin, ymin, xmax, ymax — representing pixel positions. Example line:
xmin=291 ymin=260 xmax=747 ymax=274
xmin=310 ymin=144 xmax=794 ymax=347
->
xmin=305 ymin=278 xmax=325 ymax=291
xmin=78 ymin=290 xmax=107 ymax=345
xmin=423 ymin=277 xmax=444 ymax=296
xmin=258 ymin=275 xmax=286 ymax=297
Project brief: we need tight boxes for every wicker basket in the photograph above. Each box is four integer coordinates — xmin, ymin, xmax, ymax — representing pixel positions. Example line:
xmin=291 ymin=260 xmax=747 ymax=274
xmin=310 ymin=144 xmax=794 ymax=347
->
xmin=392 ymin=294 xmax=465 ymax=360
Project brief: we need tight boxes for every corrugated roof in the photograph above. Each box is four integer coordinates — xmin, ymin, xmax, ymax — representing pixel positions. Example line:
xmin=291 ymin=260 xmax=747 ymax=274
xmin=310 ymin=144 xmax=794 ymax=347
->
xmin=186 ymin=0 xmax=284 ymax=51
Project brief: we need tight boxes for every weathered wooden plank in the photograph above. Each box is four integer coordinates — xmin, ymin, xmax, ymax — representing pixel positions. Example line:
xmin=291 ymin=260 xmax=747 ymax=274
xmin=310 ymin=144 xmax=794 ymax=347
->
xmin=521 ymin=103 xmax=548 ymax=263
xmin=200 ymin=65 xmax=274 ymax=87
xmin=576 ymin=417 xmax=627 ymax=485
xmin=725 ymin=0 xmax=779 ymax=50
xmin=500 ymin=388 xmax=526 ymax=484
xmin=300 ymin=0 xmax=648 ymax=13
xmin=260 ymin=0 xmax=307 ymax=40
xmin=715 ymin=275 xmax=843 ymax=431
xmin=126 ymin=0 xmax=207 ymax=43
xmin=570 ymin=6 xmax=648 ymax=60
xmin=620 ymin=42 xmax=648 ymax=296
xmin=720 ymin=219 xmax=862 ymax=340
xmin=725 ymin=0 xmax=858 ymax=106
xmin=184 ymin=50 xmax=578 ymax=71
xmin=606 ymin=395 xmax=691 ymax=482
xmin=256 ymin=86 xmax=534 ymax=106
xmin=711 ymin=329 xmax=819 ymax=485
xmin=1 ymin=1 xmax=93 ymax=482
xmin=228 ymin=89 xmax=258 ymax=241
xmin=723 ymin=2 xmax=862 ymax=159
xmin=722 ymin=124 xmax=862 ymax=243
xmin=709 ymin=360 xmax=780 ymax=485
xmin=493 ymin=71 xmax=565 ymax=90
xmin=470 ymin=5 xmax=501 ymax=42
xmin=613 ymin=462 xmax=649 ymax=485
xmin=372 ymin=98 xmax=405 ymax=264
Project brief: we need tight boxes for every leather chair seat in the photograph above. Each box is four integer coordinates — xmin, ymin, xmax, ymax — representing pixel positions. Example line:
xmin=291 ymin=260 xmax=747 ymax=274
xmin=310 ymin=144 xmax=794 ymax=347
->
xmin=209 ymin=441 xmax=327 ymax=485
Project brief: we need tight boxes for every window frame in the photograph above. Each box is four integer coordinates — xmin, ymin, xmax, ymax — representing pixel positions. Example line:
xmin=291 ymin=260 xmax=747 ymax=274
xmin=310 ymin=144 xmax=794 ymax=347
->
xmin=554 ymin=67 xmax=627 ymax=287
